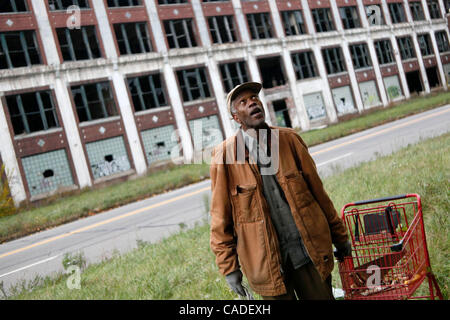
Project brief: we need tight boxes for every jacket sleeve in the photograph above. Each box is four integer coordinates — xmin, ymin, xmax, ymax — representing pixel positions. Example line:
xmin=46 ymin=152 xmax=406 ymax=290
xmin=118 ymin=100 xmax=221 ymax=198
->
xmin=290 ymin=132 xmax=349 ymax=245
xmin=209 ymin=146 xmax=240 ymax=276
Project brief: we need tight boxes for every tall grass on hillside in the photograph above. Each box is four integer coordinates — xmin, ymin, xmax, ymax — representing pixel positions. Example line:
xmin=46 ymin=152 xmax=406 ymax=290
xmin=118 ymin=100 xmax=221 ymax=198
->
xmin=0 ymin=164 xmax=15 ymax=218
xmin=9 ymin=133 xmax=450 ymax=300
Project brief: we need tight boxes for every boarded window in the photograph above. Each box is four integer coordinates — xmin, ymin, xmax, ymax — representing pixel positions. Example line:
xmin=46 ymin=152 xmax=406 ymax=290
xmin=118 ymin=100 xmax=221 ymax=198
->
xmin=141 ymin=125 xmax=180 ymax=164
xmin=332 ymin=86 xmax=355 ymax=115
xmin=359 ymin=80 xmax=381 ymax=108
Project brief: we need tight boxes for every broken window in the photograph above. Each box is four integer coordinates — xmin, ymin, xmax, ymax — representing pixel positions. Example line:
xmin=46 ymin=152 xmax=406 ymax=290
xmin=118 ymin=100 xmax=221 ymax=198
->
xmin=5 ymin=90 xmax=59 ymax=135
xmin=409 ymin=1 xmax=425 ymax=21
xmin=219 ymin=61 xmax=249 ymax=92
xmin=397 ymin=37 xmax=416 ymax=60
xmin=349 ymin=43 xmax=372 ymax=69
xmin=56 ymin=26 xmax=101 ymax=61
xmin=127 ymin=73 xmax=168 ymax=111
xmin=291 ymin=51 xmax=317 ymax=80
xmin=388 ymin=3 xmax=407 ymax=23
xmin=322 ymin=47 xmax=346 ymax=74
xmin=158 ymin=0 xmax=188 ymax=4
xmin=0 ymin=0 xmax=28 ymax=12
xmin=311 ymin=8 xmax=335 ymax=32
xmin=427 ymin=0 xmax=442 ymax=19
xmin=208 ymin=15 xmax=237 ymax=44
xmin=107 ymin=0 xmax=141 ymax=7
xmin=418 ymin=34 xmax=434 ymax=56
xmin=48 ymin=0 xmax=89 ymax=10
xmin=281 ymin=10 xmax=306 ymax=36
xmin=246 ymin=13 xmax=274 ymax=40
xmin=164 ymin=19 xmax=197 ymax=49
xmin=257 ymin=56 xmax=286 ymax=88
xmin=435 ymin=31 xmax=449 ymax=52
xmin=177 ymin=67 xmax=211 ymax=102
xmin=339 ymin=6 xmax=361 ymax=29
xmin=113 ymin=22 xmax=153 ymax=55
xmin=71 ymin=82 xmax=118 ymax=123
xmin=365 ymin=4 xmax=385 ymax=25
xmin=0 ymin=30 xmax=41 ymax=70
xmin=374 ymin=39 xmax=395 ymax=65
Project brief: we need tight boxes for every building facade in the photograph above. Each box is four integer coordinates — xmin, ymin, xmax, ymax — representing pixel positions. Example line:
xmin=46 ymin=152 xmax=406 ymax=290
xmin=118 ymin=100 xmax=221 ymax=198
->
xmin=0 ymin=0 xmax=449 ymax=204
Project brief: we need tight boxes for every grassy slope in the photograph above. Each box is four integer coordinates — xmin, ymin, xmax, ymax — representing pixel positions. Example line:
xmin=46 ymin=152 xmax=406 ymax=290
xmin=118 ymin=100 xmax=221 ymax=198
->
xmin=9 ymin=133 xmax=449 ymax=300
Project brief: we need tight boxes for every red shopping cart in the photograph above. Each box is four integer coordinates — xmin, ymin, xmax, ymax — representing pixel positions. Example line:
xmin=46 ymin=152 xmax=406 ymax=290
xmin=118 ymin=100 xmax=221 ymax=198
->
xmin=335 ymin=194 xmax=443 ymax=300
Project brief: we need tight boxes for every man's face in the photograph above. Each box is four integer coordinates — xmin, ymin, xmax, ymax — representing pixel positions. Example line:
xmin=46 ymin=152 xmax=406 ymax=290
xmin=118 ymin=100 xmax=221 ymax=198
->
xmin=231 ymin=90 xmax=266 ymax=130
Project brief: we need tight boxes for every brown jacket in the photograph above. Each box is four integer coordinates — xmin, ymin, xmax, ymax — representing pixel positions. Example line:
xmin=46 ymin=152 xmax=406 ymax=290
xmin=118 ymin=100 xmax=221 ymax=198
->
xmin=209 ymin=126 xmax=348 ymax=296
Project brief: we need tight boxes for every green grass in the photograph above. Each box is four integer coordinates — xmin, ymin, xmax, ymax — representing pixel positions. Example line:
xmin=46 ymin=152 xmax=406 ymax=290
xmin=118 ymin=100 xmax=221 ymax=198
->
xmin=8 ymin=133 xmax=449 ymax=300
xmin=0 ymin=163 xmax=209 ymax=244
xmin=298 ymin=90 xmax=450 ymax=147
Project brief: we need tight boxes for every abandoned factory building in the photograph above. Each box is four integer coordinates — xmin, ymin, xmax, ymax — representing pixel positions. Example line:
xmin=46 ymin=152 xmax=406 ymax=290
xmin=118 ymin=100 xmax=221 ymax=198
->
xmin=0 ymin=0 xmax=449 ymax=204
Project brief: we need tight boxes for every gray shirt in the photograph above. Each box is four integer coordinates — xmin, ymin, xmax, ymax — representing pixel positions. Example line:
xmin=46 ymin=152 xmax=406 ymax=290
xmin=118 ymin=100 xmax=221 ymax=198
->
xmin=241 ymin=129 xmax=310 ymax=269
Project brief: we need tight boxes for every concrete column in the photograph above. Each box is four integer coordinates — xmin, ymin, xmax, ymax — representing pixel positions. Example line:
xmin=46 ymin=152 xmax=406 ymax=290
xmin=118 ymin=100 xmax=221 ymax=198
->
xmin=0 ymin=98 xmax=26 ymax=205
xmin=367 ymin=39 xmax=389 ymax=106
xmin=163 ymin=62 xmax=194 ymax=162
xmin=191 ymin=0 xmax=212 ymax=47
xmin=381 ymin=0 xmax=393 ymax=25
xmin=429 ymin=30 xmax=448 ymax=89
xmin=412 ymin=33 xmax=431 ymax=93
xmin=267 ymin=0 xmax=305 ymax=129
xmin=403 ymin=0 xmax=413 ymax=22
xmin=32 ymin=0 xmax=92 ymax=188
xmin=420 ymin=0 xmax=432 ymax=21
xmin=390 ymin=34 xmax=411 ymax=98
xmin=301 ymin=0 xmax=316 ymax=33
xmin=437 ymin=0 xmax=447 ymax=19
xmin=329 ymin=0 xmax=344 ymax=31
xmin=205 ymin=54 xmax=235 ymax=138
xmin=341 ymin=41 xmax=365 ymax=112
xmin=356 ymin=0 xmax=369 ymax=28
xmin=312 ymin=45 xmax=338 ymax=123
xmin=92 ymin=0 xmax=147 ymax=174
xmin=143 ymin=0 xmax=168 ymax=53
xmin=231 ymin=0 xmax=251 ymax=42
xmin=91 ymin=0 xmax=118 ymax=59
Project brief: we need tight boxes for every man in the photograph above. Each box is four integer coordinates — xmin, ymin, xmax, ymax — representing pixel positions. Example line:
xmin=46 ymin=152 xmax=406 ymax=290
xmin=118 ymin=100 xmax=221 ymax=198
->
xmin=209 ymin=82 xmax=351 ymax=300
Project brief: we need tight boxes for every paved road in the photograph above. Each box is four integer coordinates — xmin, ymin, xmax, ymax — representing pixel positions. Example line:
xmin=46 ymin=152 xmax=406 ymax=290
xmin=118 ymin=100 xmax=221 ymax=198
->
xmin=0 ymin=104 xmax=449 ymax=297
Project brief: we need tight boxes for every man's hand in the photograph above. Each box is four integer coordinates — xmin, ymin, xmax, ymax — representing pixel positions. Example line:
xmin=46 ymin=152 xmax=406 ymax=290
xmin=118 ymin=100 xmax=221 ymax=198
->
xmin=334 ymin=241 xmax=352 ymax=262
xmin=225 ymin=269 xmax=246 ymax=296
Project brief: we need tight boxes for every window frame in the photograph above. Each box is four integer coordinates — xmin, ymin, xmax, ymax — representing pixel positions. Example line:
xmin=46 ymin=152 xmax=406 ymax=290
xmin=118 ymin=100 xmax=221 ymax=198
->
xmin=280 ymin=10 xmax=306 ymax=36
xmin=0 ymin=30 xmax=42 ymax=69
xmin=388 ymin=3 xmax=407 ymax=23
xmin=219 ymin=61 xmax=249 ymax=93
xmin=427 ymin=0 xmax=442 ymax=19
xmin=322 ymin=47 xmax=346 ymax=74
xmin=113 ymin=22 xmax=153 ymax=55
xmin=48 ymin=0 xmax=90 ymax=11
xmin=246 ymin=12 xmax=274 ymax=40
xmin=164 ymin=19 xmax=197 ymax=49
xmin=107 ymin=0 xmax=142 ymax=7
xmin=0 ymin=0 xmax=28 ymax=12
xmin=409 ymin=1 xmax=425 ymax=21
xmin=374 ymin=39 xmax=395 ymax=65
xmin=397 ymin=36 xmax=416 ymax=60
xmin=435 ymin=31 xmax=449 ymax=52
xmin=339 ymin=6 xmax=361 ymax=29
xmin=176 ymin=67 xmax=211 ymax=102
xmin=56 ymin=25 xmax=102 ymax=61
xmin=207 ymin=15 xmax=237 ymax=44
xmin=349 ymin=43 xmax=372 ymax=69
xmin=291 ymin=51 xmax=318 ymax=80
xmin=127 ymin=73 xmax=168 ymax=112
xmin=311 ymin=7 xmax=336 ymax=33
xmin=418 ymin=33 xmax=434 ymax=56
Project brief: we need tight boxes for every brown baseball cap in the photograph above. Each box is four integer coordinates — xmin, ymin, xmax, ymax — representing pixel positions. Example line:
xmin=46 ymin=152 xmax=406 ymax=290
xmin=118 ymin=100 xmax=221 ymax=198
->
xmin=226 ymin=82 xmax=262 ymax=118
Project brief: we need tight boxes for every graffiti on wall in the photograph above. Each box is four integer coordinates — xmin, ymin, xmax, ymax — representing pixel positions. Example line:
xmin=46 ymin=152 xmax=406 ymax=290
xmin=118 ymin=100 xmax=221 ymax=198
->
xmin=91 ymin=155 xmax=130 ymax=178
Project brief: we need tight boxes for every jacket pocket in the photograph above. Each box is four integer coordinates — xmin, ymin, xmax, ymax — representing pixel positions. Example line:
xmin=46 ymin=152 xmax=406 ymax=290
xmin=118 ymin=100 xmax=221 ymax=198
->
xmin=231 ymin=184 xmax=260 ymax=223
xmin=235 ymin=221 xmax=271 ymax=287
xmin=285 ymin=170 xmax=314 ymax=209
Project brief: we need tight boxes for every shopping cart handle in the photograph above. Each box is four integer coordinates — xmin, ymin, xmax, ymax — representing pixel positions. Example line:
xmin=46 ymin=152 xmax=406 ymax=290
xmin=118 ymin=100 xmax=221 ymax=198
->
xmin=353 ymin=194 xmax=408 ymax=206
xmin=391 ymin=240 xmax=404 ymax=252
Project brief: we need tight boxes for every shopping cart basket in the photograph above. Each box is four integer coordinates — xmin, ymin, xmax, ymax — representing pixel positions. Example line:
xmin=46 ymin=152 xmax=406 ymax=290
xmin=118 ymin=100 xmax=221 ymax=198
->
xmin=335 ymin=194 xmax=443 ymax=300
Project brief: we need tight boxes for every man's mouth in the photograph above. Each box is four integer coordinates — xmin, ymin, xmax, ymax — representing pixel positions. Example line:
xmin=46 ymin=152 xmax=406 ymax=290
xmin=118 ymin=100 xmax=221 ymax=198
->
xmin=250 ymin=108 xmax=263 ymax=118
